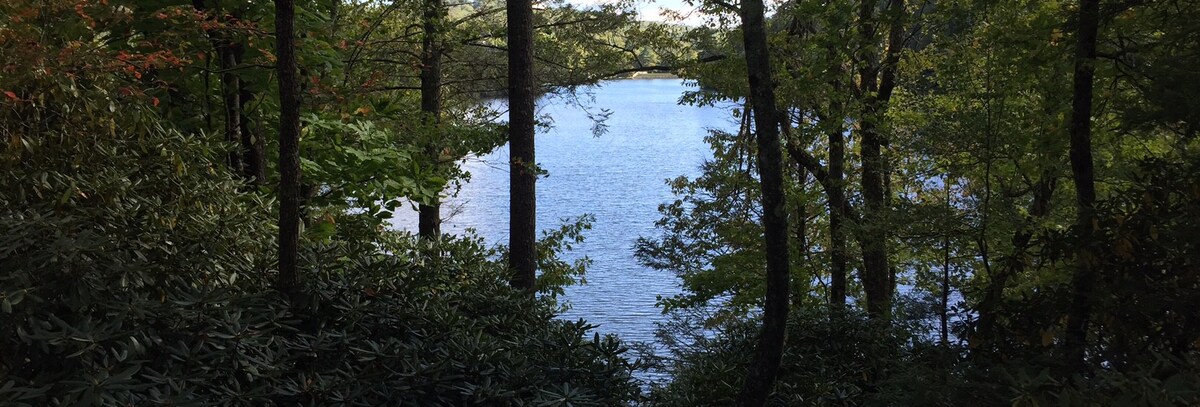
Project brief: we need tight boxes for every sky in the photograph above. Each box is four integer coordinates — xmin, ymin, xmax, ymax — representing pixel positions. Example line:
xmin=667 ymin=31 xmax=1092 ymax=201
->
xmin=567 ymin=0 xmax=714 ymax=25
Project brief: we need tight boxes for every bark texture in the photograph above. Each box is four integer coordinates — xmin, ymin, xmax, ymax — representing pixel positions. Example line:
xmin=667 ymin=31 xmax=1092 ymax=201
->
xmin=827 ymin=122 xmax=848 ymax=308
xmin=192 ymin=1 xmax=265 ymax=184
xmin=219 ymin=43 xmax=243 ymax=174
xmin=418 ymin=0 xmax=444 ymax=239
xmin=275 ymin=0 xmax=302 ymax=299
xmin=736 ymin=0 xmax=791 ymax=403
xmin=238 ymin=73 xmax=266 ymax=185
xmin=507 ymin=0 xmax=537 ymax=291
xmin=1064 ymin=0 xmax=1101 ymax=370
xmin=854 ymin=0 xmax=905 ymax=319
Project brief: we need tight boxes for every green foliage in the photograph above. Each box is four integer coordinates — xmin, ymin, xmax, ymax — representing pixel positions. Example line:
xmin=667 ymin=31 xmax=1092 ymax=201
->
xmin=977 ymin=155 xmax=1200 ymax=365
xmin=636 ymin=129 xmax=766 ymax=317
xmin=649 ymin=302 xmax=1200 ymax=406
xmin=642 ymin=0 xmax=1200 ymax=403
xmin=533 ymin=214 xmax=597 ymax=299
xmin=7 ymin=0 xmax=1199 ymax=404
xmin=991 ymin=353 xmax=1200 ymax=406
xmin=0 ymin=2 xmax=641 ymax=403
xmin=301 ymin=112 xmax=442 ymax=219
xmin=648 ymin=307 xmax=923 ymax=406
xmin=0 ymin=114 xmax=640 ymax=405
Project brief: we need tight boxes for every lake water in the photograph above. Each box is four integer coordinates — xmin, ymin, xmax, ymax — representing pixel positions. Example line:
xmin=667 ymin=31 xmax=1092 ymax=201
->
xmin=390 ymin=79 xmax=738 ymax=348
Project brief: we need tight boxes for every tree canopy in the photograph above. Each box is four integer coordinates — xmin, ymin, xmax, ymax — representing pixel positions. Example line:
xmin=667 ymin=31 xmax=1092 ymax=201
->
xmin=3 ymin=0 xmax=1199 ymax=405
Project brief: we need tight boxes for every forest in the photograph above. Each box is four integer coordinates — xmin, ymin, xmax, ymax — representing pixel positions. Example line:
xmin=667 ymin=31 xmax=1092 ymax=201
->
xmin=1 ymin=0 xmax=1198 ymax=405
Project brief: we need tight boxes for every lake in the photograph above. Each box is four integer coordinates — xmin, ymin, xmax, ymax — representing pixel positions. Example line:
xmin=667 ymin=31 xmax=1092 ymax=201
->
xmin=390 ymin=78 xmax=738 ymax=350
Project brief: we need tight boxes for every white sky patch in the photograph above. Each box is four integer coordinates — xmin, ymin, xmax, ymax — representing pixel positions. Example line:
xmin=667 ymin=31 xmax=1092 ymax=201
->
xmin=637 ymin=5 xmax=711 ymax=26
xmin=633 ymin=0 xmax=784 ymax=25
xmin=566 ymin=0 xmax=622 ymax=7
xmin=564 ymin=0 xmax=716 ymax=26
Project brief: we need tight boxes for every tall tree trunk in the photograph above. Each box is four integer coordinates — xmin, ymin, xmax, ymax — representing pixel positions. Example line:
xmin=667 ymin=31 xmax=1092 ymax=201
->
xmin=236 ymin=51 xmax=266 ymax=185
xmin=239 ymin=88 xmax=265 ymax=184
xmin=941 ymin=179 xmax=952 ymax=346
xmin=219 ymin=43 xmax=243 ymax=175
xmin=794 ymin=161 xmax=809 ymax=307
xmin=193 ymin=1 xmax=263 ymax=185
xmin=507 ymin=0 xmax=537 ymax=291
xmin=858 ymin=128 xmax=890 ymax=318
xmin=736 ymin=0 xmax=791 ymax=404
xmin=275 ymin=0 xmax=302 ymax=299
xmin=1064 ymin=0 xmax=1101 ymax=370
xmin=827 ymin=122 xmax=848 ymax=309
xmin=855 ymin=0 xmax=904 ymax=319
xmin=192 ymin=0 xmax=244 ymax=176
xmin=785 ymin=30 xmax=846 ymax=311
xmin=418 ymin=0 xmax=444 ymax=239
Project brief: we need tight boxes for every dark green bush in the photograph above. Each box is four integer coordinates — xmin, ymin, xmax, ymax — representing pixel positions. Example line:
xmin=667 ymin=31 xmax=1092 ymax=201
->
xmin=0 ymin=101 xmax=639 ymax=405
xmin=648 ymin=301 xmax=1200 ymax=406
xmin=647 ymin=307 xmax=918 ymax=406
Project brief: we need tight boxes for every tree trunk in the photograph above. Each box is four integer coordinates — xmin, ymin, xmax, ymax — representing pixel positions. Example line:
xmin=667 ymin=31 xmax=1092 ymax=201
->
xmin=736 ymin=0 xmax=791 ymax=404
xmin=827 ymin=123 xmax=848 ymax=309
xmin=275 ymin=0 xmax=302 ymax=299
xmin=793 ymin=161 xmax=809 ymax=306
xmin=237 ymin=53 xmax=266 ymax=185
xmin=855 ymin=0 xmax=904 ymax=319
xmin=192 ymin=1 xmax=264 ymax=185
xmin=418 ymin=0 xmax=444 ymax=239
xmin=219 ymin=44 xmax=243 ymax=175
xmin=192 ymin=0 xmax=241 ymax=176
xmin=418 ymin=201 xmax=441 ymax=238
xmin=1064 ymin=0 xmax=1101 ymax=371
xmin=941 ymin=179 xmax=952 ymax=346
xmin=507 ymin=0 xmax=537 ymax=291
xmin=858 ymin=129 xmax=890 ymax=318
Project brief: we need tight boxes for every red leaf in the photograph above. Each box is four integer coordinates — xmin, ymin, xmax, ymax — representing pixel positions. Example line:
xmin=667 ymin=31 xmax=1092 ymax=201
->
xmin=3 ymin=91 xmax=17 ymax=101
xmin=152 ymin=97 xmax=160 ymax=107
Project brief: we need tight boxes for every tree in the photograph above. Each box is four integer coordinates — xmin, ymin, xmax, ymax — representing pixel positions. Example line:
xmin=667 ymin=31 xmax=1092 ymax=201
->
xmin=1064 ymin=0 xmax=1101 ymax=370
xmin=736 ymin=0 xmax=792 ymax=403
xmin=0 ymin=1 xmax=646 ymax=404
xmin=418 ymin=0 xmax=445 ymax=239
xmin=275 ymin=0 xmax=301 ymax=298
xmin=192 ymin=1 xmax=267 ymax=185
xmin=507 ymin=0 xmax=537 ymax=291
xmin=825 ymin=112 xmax=849 ymax=309
xmin=754 ymin=0 xmax=915 ymax=320
xmin=853 ymin=0 xmax=905 ymax=319
xmin=647 ymin=0 xmax=1200 ymax=402
xmin=334 ymin=0 xmax=651 ymax=240
xmin=778 ymin=9 xmax=852 ymax=310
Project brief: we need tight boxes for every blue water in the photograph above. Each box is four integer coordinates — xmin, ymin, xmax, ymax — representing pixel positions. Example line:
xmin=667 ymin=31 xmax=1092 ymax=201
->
xmin=390 ymin=79 xmax=737 ymax=347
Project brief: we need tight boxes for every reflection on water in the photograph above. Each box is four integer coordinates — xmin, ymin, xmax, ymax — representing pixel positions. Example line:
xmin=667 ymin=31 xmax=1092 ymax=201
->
xmin=390 ymin=79 xmax=737 ymax=351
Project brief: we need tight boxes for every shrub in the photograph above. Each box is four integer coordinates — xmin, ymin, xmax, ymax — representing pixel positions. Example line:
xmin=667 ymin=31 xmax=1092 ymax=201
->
xmin=0 ymin=93 xmax=639 ymax=406
xmin=647 ymin=307 xmax=915 ymax=406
